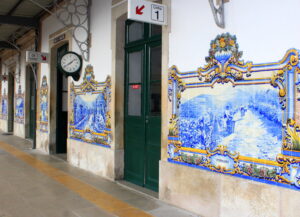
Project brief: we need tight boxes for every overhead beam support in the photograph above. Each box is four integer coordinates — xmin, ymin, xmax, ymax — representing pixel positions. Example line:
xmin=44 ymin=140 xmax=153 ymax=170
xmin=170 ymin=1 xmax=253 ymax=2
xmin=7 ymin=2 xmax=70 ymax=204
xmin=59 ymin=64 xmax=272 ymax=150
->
xmin=0 ymin=15 xmax=38 ymax=28
xmin=0 ymin=41 xmax=17 ymax=49
xmin=7 ymin=0 xmax=25 ymax=15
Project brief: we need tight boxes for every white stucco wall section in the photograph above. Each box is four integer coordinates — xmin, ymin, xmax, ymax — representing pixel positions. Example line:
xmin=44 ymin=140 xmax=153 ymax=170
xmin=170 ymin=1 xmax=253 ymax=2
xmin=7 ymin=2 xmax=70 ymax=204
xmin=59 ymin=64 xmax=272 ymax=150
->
xmin=38 ymin=0 xmax=114 ymax=178
xmin=169 ymin=0 xmax=300 ymax=71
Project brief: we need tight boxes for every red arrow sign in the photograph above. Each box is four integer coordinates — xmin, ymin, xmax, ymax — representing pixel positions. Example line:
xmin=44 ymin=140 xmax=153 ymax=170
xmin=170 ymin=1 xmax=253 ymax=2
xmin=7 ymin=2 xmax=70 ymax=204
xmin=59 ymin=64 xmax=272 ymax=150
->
xmin=41 ymin=55 xmax=47 ymax=61
xmin=136 ymin=5 xmax=145 ymax=15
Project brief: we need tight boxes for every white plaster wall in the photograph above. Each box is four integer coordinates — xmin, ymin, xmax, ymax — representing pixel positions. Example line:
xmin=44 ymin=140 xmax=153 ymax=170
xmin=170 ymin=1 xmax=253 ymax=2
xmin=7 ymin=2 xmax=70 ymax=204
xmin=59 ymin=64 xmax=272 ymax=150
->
xmin=40 ymin=0 xmax=112 ymax=83
xmin=169 ymin=0 xmax=300 ymax=71
xmin=39 ymin=0 xmax=113 ymax=176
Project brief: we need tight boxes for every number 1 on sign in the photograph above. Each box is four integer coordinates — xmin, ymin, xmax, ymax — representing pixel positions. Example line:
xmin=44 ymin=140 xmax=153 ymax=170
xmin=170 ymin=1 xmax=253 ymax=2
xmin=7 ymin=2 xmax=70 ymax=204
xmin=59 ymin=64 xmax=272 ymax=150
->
xmin=155 ymin=10 xmax=159 ymax=20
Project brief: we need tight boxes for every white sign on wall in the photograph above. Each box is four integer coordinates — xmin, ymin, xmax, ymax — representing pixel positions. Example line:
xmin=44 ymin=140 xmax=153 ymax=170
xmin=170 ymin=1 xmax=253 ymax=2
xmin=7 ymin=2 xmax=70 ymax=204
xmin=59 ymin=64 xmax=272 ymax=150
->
xmin=26 ymin=51 xmax=49 ymax=64
xmin=128 ymin=0 xmax=167 ymax=26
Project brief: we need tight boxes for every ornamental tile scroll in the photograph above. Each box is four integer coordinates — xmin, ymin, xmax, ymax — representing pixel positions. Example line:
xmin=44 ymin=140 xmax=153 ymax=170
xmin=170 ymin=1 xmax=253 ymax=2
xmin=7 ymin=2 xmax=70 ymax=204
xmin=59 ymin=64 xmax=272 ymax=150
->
xmin=40 ymin=76 xmax=49 ymax=133
xmin=15 ymin=85 xmax=24 ymax=124
xmin=1 ymin=88 xmax=8 ymax=120
xmin=168 ymin=33 xmax=300 ymax=190
xmin=69 ymin=65 xmax=112 ymax=148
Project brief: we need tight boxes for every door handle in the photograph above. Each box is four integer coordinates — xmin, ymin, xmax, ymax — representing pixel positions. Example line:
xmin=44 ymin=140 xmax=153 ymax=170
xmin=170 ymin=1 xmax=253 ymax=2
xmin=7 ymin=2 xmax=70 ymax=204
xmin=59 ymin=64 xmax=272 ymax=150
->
xmin=145 ymin=116 xmax=149 ymax=124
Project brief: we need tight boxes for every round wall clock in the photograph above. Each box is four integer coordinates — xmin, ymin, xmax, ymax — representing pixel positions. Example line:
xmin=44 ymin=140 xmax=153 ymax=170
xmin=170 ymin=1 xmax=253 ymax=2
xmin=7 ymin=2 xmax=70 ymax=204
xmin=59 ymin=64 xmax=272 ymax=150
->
xmin=59 ymin=51 xmax=83 ymax=81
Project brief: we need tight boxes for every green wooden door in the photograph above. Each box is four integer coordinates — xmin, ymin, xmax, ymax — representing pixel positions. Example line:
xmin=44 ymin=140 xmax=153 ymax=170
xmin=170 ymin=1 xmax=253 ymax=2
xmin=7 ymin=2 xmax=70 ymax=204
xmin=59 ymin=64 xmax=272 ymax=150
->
xmin=124 ymin=21 xmax=161 ymax=191
xmin=29 ymin=68 xmax=36 ymax=140
xmin=56 ymin=44 xmax=69 ymax=153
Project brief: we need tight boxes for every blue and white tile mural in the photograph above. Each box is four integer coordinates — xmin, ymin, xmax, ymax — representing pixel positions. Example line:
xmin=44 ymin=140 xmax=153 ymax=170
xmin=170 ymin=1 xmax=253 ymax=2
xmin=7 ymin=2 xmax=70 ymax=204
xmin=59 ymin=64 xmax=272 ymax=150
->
xmin=15 ymin=85 xmax=24 ymax=124
xmin=168 ymin=33 xmax=300 ymax=190
xmin=1 ymin=88 xmax=7 ymax=120
xmin=40 ymin=76 xmax=48 ymax=133
xmin=69 ymin=65 xmax=112 ymax=148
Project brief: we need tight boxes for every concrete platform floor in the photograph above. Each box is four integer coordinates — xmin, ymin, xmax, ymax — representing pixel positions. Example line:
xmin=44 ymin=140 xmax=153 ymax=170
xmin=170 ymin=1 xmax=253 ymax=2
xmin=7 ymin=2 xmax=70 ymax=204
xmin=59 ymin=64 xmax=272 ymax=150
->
xmin=0 ymin=133 xmax=199 ymax=217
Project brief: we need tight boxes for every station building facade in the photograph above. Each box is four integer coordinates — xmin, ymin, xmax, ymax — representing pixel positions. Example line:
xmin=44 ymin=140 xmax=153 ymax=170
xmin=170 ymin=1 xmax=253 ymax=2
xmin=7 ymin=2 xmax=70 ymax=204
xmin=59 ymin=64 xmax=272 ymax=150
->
xmin=1 ymin=0 xmax=300 ymax=216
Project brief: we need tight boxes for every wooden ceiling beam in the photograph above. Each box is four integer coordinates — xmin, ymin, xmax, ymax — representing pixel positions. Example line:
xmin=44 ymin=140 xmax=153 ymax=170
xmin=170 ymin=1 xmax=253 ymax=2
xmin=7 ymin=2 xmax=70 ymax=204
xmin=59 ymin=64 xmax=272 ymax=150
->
xmin=0 ymin=41 xmax=17 ymax=50
xmin=0 ymin=15 xmax=38 ymax=28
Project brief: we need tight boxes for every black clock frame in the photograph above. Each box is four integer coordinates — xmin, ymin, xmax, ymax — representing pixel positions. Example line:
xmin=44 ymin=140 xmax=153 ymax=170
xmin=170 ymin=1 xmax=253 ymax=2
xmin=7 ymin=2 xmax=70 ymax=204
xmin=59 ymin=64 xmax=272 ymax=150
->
xmin=58 ymin=51 xmax=83 ymax=81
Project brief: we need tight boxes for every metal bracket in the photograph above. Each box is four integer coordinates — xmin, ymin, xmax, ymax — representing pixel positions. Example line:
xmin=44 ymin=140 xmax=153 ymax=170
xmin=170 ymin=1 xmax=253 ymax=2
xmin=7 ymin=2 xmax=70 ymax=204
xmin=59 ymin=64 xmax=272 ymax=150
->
xmin=208 ymin=0 xmax=225 ymax=28
xmin=29 ymin=0 xmax=90 ymax=61
xmin=55 ymin=0 xmax=90 ymax=61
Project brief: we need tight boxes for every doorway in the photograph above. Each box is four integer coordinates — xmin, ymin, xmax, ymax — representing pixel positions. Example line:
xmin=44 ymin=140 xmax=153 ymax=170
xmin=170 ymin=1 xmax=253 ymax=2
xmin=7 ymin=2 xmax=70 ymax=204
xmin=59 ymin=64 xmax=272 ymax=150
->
xmin=27 ymin=66 xmax=36 ymax=140
xmin=56 ymin=44 xmax=69 ymax=154
xmin=124 ymin=21 xmax=162 ymax=191
xmin=8 ymin=72 xmax=14 ymax=132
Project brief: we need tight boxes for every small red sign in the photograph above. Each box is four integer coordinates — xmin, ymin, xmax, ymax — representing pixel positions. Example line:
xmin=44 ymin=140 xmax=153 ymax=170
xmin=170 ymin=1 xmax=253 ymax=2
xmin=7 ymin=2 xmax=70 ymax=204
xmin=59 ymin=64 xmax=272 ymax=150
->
xmin=41 ymin=55 xmax=47 ymax=61
xmin=131 ymin=84 xmax=141 ymax=89
xmin=136 ymin=5 xmax=145 ymax=15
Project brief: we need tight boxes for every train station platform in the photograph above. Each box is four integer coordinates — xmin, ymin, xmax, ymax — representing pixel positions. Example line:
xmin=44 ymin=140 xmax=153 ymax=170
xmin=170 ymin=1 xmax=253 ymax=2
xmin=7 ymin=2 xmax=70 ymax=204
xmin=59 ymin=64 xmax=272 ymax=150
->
xmin=0 ymin=133 xmax=198 ymax=217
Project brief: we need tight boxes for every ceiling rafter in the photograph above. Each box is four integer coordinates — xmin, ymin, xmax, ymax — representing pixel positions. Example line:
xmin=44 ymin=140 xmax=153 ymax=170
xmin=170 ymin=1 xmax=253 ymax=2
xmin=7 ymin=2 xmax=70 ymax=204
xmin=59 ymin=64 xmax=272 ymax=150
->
xmin=7 ymin=0 xmax=25 ymax=16
xmin=0 ymin=15 xmax=38 ymax=28
xmin=0 ymin=41 xmax=17 ymax=49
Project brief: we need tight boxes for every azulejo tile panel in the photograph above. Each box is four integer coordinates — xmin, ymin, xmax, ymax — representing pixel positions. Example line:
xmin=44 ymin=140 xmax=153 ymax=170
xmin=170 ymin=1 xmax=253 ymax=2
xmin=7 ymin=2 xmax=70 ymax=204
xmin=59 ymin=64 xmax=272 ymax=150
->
xmin=15 ymin=85 xmax=24 ymax=124
xmin=168 ymin=33 xmax=300 ymax=190
xmin=40 ymin=76 xmax=49 ymax=133
xmin=1 ymin=88 xmax=7 ymax=120
xmin=69 ymin=65 xmax=112 ymax=148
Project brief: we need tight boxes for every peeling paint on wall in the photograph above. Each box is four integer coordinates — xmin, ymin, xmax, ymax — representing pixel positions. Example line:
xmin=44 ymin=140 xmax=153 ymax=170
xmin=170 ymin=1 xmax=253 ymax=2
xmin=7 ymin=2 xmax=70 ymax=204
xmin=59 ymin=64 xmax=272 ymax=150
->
xmin=168 ymin=33 xmax=300 ymax=190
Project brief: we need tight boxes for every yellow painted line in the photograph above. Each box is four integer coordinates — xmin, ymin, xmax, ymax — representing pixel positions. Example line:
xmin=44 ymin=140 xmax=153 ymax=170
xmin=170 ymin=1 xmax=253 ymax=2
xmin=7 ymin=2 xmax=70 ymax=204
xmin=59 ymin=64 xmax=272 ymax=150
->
xmin=0 ymin=141 xmax=153 ymax=217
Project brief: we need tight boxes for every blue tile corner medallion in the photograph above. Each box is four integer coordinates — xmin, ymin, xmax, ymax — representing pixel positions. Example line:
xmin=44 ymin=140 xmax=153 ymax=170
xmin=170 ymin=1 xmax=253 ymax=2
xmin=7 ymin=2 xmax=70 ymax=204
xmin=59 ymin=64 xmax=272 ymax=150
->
xmin=40 ymin=75 xmax=49 ymax=133
xmin=69 ymin=65 xmax=112 ymax=148
xmin=15 ymin=85 xmax=24 ymax=124
xmin=168 ymin=33 xmax=300 ymax=190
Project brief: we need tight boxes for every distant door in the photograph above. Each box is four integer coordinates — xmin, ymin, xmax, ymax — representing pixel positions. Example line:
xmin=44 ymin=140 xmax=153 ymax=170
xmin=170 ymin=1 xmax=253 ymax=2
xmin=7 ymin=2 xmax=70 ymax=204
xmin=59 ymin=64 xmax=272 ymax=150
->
xmin=124 ymin=21 xmax=162 ymax=191
xmin=28 ymin=68 xmax=36 ymax=140
xmin=56 ymin=44 xmax=69 ymax=153
xmin=8 ymin=72 xmax=14 ymax=132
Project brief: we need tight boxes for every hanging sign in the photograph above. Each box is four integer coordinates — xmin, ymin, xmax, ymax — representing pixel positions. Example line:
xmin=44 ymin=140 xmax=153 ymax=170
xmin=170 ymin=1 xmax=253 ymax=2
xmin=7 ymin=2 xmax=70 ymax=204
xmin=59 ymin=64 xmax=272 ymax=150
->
xmin=53 ymin=34 xmax=65 ymax=44
xmin=128 ymin=0 xmax=167 ymax=26
xmin=26 ymin=51 xmax=49 ymax=64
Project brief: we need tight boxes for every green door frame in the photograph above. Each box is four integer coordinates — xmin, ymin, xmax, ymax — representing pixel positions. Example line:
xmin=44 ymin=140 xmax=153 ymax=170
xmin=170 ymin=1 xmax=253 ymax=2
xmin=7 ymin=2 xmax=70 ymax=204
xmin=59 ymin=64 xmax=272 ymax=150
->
xmin=124 ymin=20 xmax=162 ymax=191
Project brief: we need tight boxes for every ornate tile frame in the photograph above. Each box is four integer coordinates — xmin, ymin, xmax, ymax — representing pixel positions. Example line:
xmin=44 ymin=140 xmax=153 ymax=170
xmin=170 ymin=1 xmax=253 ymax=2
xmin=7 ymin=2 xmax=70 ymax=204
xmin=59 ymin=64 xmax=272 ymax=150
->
xmin=39 ymin=75 xmax=49 ymax=133
xmin=69 ymin=65 xmax=112 ymax=148
xmin=1 ymin=88 xmax=8 ymax=120
xmin=168 ymin=33 xmax=300 ymax=190
xmin=14 ymin=85 xmax=24 ymax=124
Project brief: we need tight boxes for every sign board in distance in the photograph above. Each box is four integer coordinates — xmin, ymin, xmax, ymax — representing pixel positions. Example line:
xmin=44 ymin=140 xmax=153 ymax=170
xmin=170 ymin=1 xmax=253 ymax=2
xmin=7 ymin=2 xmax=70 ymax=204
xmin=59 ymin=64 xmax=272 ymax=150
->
xmin=26 ymin=51 xmax=49 ymax=64
xmin=128 ymin=0 xmax=167 ymax=26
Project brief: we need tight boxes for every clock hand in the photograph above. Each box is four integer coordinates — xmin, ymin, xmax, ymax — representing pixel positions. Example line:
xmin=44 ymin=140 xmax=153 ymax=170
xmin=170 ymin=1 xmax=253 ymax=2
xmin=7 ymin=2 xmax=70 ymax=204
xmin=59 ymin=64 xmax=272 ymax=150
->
xmin=63 ymin=60 xmax=75 ymax=68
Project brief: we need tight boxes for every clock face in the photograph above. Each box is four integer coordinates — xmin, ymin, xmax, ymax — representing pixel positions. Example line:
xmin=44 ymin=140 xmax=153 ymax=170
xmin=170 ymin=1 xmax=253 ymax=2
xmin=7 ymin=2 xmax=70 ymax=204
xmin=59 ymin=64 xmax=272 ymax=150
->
xmin=60 ymin=53 xmax=82 ymax=73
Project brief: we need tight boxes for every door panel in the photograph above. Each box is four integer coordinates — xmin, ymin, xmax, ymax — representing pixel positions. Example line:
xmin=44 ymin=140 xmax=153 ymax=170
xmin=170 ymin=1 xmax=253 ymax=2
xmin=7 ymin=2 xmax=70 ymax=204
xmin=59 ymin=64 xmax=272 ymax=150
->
xmin=125 ymin=46 xmax=145 ymax=185
xmin=8 ymin=73 xmax=14 ymax=132
xmin=145 ymin=42 xmax=161 ymax=191
xmin=29 ymin=69 xmax=36 ymax=140
xmin=56 ymin=44 xmax=68 ymax=154
xmin=124 ymin=21 xmax=161 ymax=191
